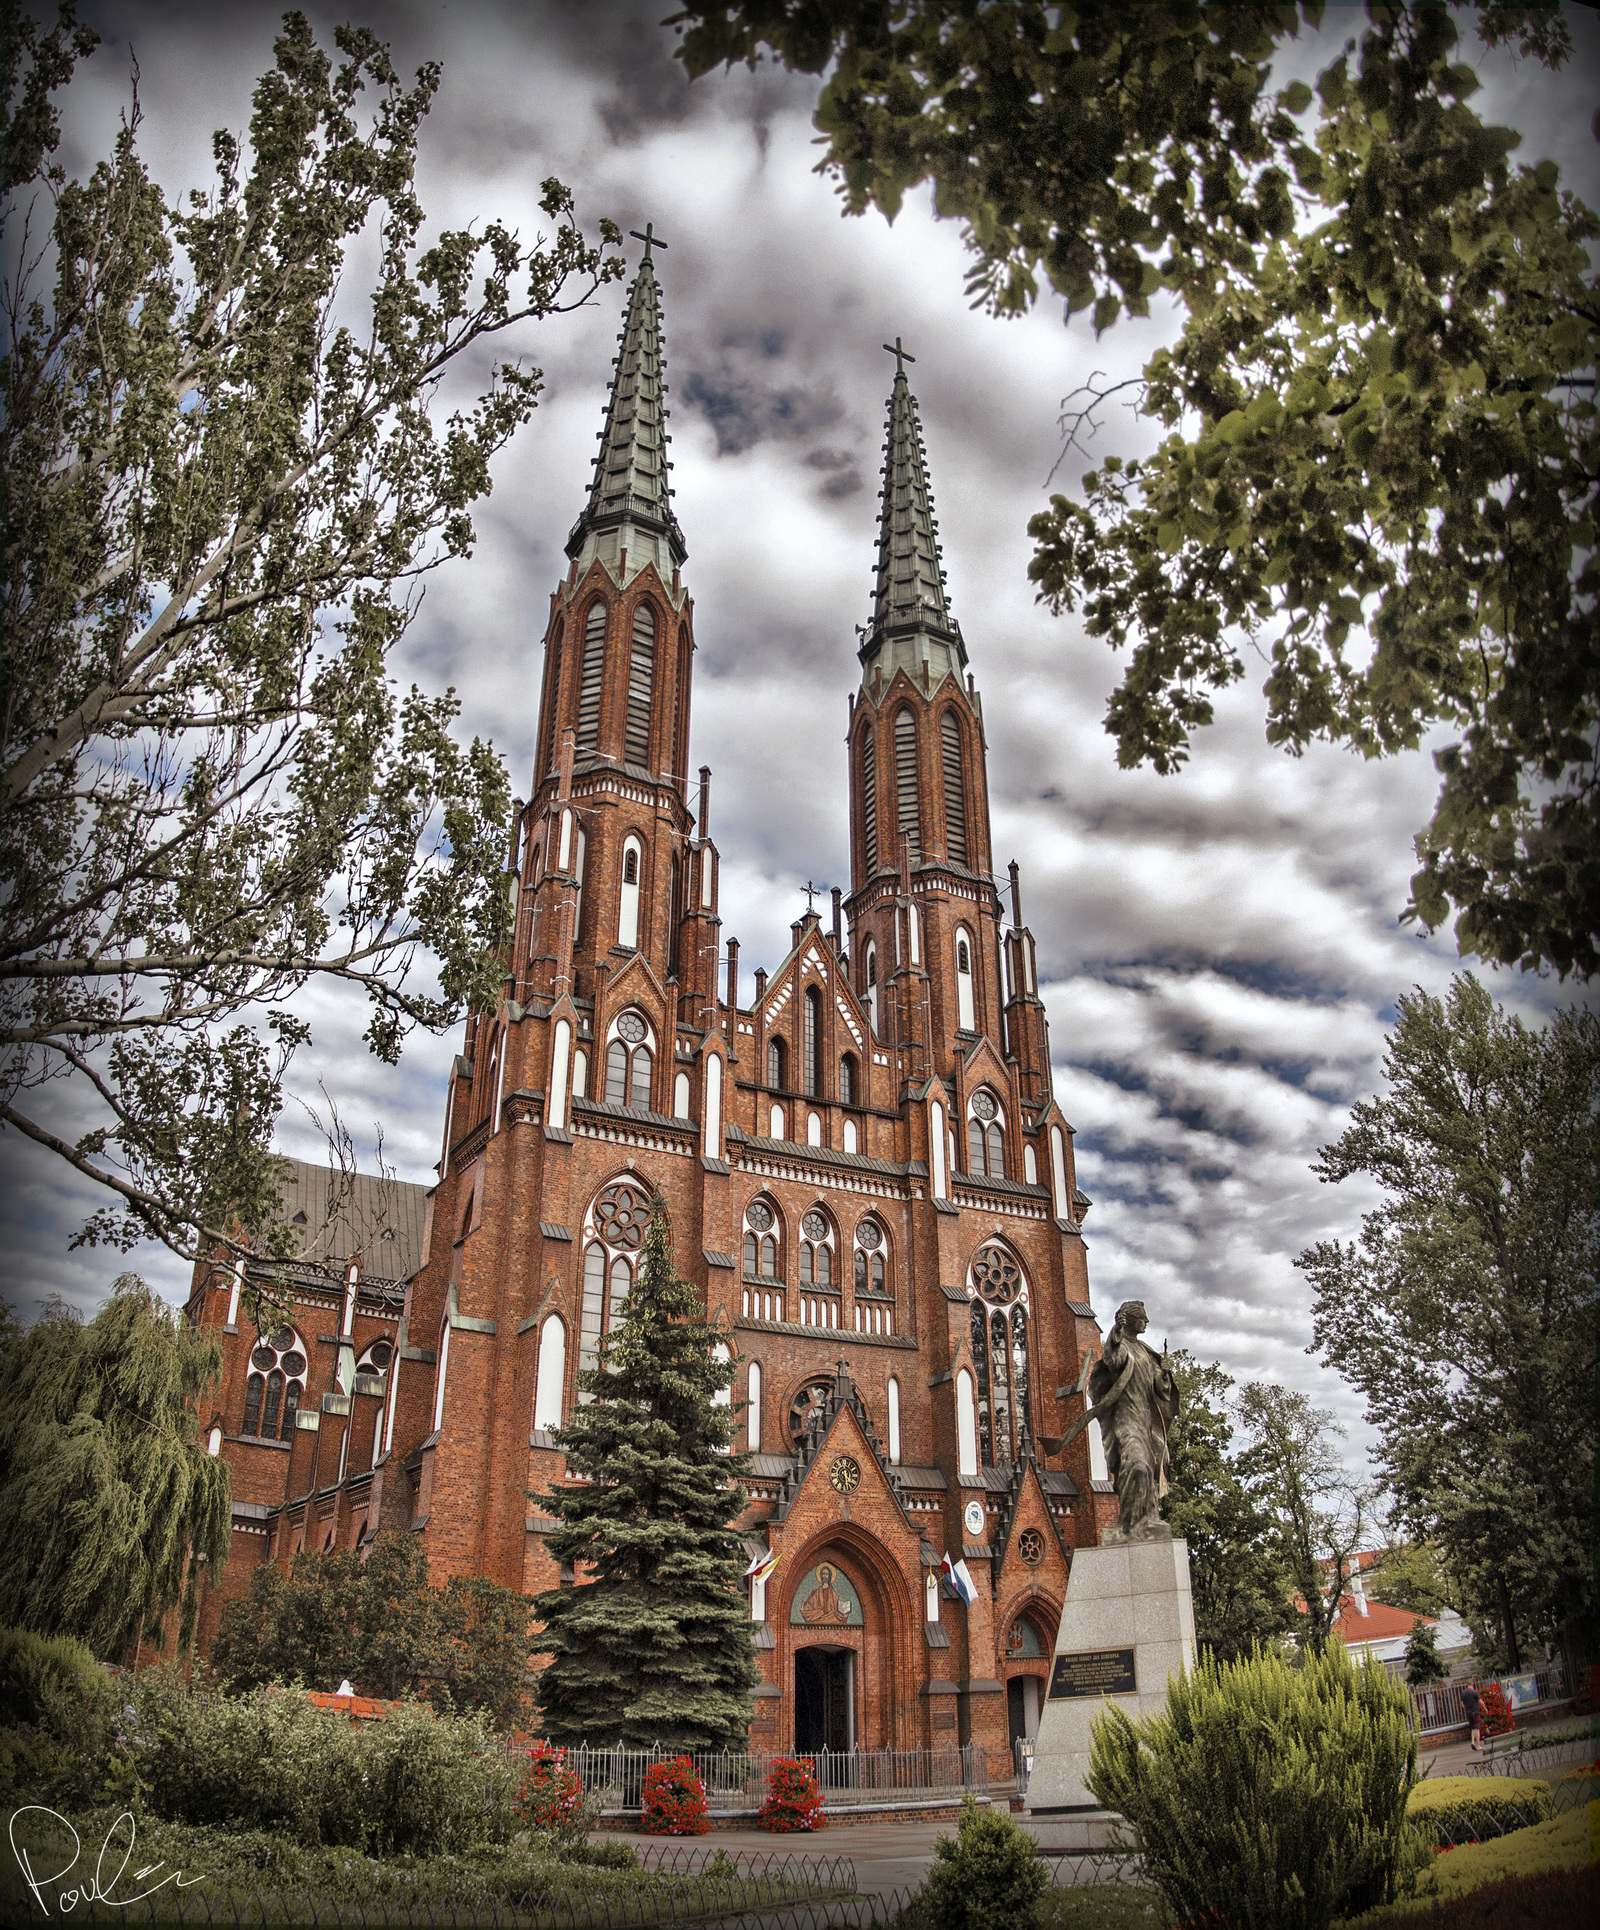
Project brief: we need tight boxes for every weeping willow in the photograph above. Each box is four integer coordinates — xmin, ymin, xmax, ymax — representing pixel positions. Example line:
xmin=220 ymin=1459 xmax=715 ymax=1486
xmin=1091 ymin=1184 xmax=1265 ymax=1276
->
xmin=0 ymin=1275 xmax=231 ymax=1658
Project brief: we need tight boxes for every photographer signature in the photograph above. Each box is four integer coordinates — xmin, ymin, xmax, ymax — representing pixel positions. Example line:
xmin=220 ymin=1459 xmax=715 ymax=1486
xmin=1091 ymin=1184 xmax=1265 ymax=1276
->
xmin=8 ymin=1808 xmax=205 ymax=1915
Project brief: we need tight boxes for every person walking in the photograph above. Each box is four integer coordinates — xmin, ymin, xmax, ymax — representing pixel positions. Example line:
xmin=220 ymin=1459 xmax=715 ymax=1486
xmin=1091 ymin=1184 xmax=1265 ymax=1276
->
xmin=1462 ymin=1678 xmax=1483 ymax=1752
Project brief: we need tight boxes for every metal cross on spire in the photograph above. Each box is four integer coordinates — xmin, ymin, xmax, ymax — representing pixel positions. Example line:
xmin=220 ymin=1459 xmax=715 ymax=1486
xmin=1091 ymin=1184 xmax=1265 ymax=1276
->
xmin=801 ymin=880 xmax=821 ymax=914
xmin=630 ymin=222 xmax=668 ymax=264
xmin=882 ymin=336 xmax=915 ymax=376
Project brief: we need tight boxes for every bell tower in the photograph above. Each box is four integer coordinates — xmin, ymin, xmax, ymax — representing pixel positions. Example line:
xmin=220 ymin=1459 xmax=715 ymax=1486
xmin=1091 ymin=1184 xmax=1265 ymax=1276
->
xmin=513 ymin=230 xmax=721 ymax=1108
xmin=845 ymin=341 xmax=1002 ymax=1091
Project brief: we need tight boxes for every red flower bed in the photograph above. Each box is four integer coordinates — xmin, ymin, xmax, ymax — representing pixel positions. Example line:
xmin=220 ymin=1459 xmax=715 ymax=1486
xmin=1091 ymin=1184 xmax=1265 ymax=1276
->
xmin=640 ymin=1756 xmax=709 ymax=1836
xmin=757 ymin=1756 xmax=825 ymax=1832
xmin=514 ymin=1740 xmax=584 ymax=1834
xmin=1477 ymin=1681 xmax=1514 ymax=1740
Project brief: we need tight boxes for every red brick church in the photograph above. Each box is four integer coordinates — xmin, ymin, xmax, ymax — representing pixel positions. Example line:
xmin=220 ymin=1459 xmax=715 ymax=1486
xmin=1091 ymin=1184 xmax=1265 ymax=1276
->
xmin=190 ymin=244 xmax=1117 ymax=1767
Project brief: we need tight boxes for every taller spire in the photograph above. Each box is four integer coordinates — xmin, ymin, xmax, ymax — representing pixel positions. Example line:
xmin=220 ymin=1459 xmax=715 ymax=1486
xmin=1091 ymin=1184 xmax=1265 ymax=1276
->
xmin=565 ymin=243 xmax=686 ymax=581
xmin=861 ymin=345 xmax=967 ymax=688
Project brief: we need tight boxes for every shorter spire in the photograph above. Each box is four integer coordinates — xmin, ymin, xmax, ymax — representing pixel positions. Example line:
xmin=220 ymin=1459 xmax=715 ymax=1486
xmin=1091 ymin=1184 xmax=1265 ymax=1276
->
xmin=861 ymin=345 xmax=966 ymax=688
xmin=565 ymin=245 xmax=686 ymax=579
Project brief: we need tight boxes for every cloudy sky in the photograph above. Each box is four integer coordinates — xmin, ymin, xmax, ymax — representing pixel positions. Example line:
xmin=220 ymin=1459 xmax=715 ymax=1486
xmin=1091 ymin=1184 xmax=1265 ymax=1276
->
xmin=7 ymin=1 xmax=1597 ymax=1475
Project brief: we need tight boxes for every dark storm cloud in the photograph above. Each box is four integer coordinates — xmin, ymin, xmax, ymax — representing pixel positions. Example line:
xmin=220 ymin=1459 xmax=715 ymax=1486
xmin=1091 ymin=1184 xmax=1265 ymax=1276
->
xmin=13 ymin=0 xmax=1596 ymax=1477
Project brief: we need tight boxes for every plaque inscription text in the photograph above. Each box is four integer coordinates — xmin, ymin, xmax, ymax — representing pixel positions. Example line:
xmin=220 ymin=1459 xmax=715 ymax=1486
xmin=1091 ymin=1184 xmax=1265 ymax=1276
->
xmin=1046 ymin=1646 xmax=1138 ymax=1700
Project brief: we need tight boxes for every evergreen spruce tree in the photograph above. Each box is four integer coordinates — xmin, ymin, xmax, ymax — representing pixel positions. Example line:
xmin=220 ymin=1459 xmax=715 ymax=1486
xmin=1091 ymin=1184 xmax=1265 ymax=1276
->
xmin=531 ymin=1192 xmax=757 ymax=1749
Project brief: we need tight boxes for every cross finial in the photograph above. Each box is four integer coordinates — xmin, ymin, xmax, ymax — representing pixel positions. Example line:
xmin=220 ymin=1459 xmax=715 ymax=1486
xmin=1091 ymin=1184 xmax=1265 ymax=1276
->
xmin=801 ymin=880 xmax=821 ymax=914
xmin=882 ymin=336 xmax=915 ymax=376
xmin=630 ymin=222 xmax=668 ymax=264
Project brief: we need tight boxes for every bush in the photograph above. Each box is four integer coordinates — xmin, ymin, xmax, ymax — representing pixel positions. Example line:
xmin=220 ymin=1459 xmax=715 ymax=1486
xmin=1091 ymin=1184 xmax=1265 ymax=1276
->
xmin=1572 ymin=1663 xmax=1600 ymax=1715
xmin=0 ymin=1624 xmax=111 ymax=1727
xmin=757 ymin=1756 xmax=825 ymax=1832
xmin=1476 ymin=1681 xmax=1513 ymax=1739
xmin=640 ymin=1757 xmax=709 ymax=1835
xmin=1407 ymin=1775 xmax=1552 ymax=1846
xmin=918 ymin=1794 xmax=1048 ymax=1930
xmin=128 ymin=1679 xmax=517 ymax=1852
xmin=1089 ymin=1640 xmax=1427 ymax=1930
xmin=515 ymin=1739 xmax=586 ymax=1840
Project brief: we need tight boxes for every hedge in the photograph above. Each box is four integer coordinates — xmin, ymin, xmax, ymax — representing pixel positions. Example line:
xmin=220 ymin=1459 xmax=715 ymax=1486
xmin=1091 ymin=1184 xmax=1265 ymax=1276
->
xmin=1406 ymin=1775 xmax=1552 ymax=1846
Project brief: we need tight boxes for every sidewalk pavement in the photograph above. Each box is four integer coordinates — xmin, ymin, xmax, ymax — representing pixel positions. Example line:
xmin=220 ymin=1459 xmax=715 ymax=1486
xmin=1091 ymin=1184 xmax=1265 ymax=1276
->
xmin=609 ymin=1818 xmax=952 ymax=1899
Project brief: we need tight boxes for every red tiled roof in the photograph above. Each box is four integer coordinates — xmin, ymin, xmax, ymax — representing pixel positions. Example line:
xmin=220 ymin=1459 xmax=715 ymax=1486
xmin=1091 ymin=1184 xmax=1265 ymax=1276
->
xmin=307 ymin=1690 xmax=394 ymax=1719
xmin=1333 ymin=1598 xmax=1428 ymax=1644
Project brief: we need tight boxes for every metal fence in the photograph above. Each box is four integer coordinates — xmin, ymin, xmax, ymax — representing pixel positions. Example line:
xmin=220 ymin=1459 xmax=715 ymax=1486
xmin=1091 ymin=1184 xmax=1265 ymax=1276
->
xmin=543 ymin=1743 xmax=987 ymax=1814
xmin=1461 ymin=1736 xmax=1599 ymax=1781
xmin=1411 ymin=1662 xmax=1569 ymax=1733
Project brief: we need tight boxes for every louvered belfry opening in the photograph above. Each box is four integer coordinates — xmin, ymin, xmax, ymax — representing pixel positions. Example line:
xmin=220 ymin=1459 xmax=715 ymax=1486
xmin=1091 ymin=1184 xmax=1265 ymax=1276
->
xmin=942 ymin=711 xmax=967 ymax=864
xmin=626 ymin=603 xmax=655 ymax=768
xmin=576 ymin=600 xmax=606 ymax=750
xmin=860 ymin=727 xmax=878 ymax=870
xmin=895 ymin=708 xmax=920 ymax=861
xmin=542 ymin=623 xmax=563 ymax=778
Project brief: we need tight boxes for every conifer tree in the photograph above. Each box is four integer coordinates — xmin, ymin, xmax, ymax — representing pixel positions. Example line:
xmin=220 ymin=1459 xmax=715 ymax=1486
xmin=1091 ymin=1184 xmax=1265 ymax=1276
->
xmin=531 ymin=1192 xmax=757 ymax=1750
xmin=0 ymin=1276 xmax=231 ymax=1658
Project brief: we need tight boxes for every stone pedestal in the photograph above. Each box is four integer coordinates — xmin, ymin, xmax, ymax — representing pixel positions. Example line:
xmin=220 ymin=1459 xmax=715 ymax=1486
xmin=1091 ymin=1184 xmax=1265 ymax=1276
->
xmin=1022 ymin=1536 xmax=1195 ymax=1850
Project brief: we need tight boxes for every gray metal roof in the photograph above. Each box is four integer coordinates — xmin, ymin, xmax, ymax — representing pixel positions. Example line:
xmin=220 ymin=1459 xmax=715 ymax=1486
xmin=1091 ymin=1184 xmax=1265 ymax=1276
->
xmin=565 ymin=253 xmax=686 ymax=578
xmin=263 ymin=1156 xmax=430 ymax=1288
xmin=860 ymin=363 xmax=967 ymax=683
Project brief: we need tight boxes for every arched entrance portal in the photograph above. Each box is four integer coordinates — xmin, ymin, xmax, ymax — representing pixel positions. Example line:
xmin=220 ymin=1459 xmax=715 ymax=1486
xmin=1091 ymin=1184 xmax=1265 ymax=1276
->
xmin=794 ymin=1646 xmax=854 ymax=1755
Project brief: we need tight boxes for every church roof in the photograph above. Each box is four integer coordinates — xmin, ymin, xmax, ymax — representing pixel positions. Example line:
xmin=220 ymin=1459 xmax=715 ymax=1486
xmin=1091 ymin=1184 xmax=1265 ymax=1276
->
xmin=565 ymin=246 xmax=687 ymax=579
xmin=861 ymin=352 xmax=968 ymax=687
xmin=257 ymin=1156 xmax=430 ymax=1290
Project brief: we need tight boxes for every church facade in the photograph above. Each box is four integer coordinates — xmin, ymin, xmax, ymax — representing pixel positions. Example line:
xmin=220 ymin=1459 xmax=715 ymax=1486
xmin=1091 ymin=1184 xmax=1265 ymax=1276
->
xmin=192 ymin=247 xmax=1115 ymax=1767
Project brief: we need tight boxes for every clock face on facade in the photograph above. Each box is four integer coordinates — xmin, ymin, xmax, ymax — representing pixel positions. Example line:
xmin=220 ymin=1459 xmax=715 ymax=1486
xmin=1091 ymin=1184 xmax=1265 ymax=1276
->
xmin=829 ymin=1455 xmax=862 ymax=1495
xmin=963 ymin=1499 xmax=986 ymax=1537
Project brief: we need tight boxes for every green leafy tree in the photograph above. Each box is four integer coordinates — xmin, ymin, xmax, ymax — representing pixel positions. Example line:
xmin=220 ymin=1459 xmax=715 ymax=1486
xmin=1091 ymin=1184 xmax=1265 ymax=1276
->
xmin=1237 ymin=1380 xmax=1377 ymax=1656
xmin=1362 ymin=1539 xmax=1458 ymax=1621
xmin=1163 ymin=1352 xmax=1294 ymax=1663
xmin=0 ymin=1277 xmax=230 ymax=1658
xmin=209 ymin=1530 xmax=531 ymax=1727
xmin=531 ymin=1191 xmax=758 ymax=1750
xmin=0 ymin=8 xmax=621 ymax=1289
xmin=1300 ymin=975 xmax=1599 ymax=1678
xmin=675 ymin=3 xmax=1595 ymax=975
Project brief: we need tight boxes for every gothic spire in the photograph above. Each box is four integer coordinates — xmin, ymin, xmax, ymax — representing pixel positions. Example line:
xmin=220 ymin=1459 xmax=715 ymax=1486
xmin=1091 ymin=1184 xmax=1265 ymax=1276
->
xmin=861 ymin=348 xmax=967 ymax=687
xmin=565 ymin=245 xmax=686 ymax=580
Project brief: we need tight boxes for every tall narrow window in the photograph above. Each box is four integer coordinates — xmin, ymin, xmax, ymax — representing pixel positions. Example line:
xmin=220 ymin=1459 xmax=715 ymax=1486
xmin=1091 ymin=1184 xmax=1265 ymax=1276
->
xmin=748 ymin=1360 xmax=762 ymax=1451
xmin=242 ymin=1374 xmax=263 ymax=1438
xmin=887 ymin=1376 xmax=901 ymax=1464
xmin=617 ymin=836 xmax=642 ymax=949
xmin=860 ymin=727 xmax=878 ymax=871
xmin=839 ymin=1055 xmax=856 ymax=1106
xmin=626 ymin=603 xmax=655 ymax=767
xmin=865 ymin=945 xmax=878 ymax=1035
xmin=942 ymin=711 xmax=967 ymax=863
xmin=542 ymin=627 xmax=563 ymax=780
xmin=894 ymin=709 xmax=920 ymax=861
xmin=970 ymin=1244 xmax=1029 ymax=1466
xmin=532 ymin=1315 xmax=565 ymax=1431
xmin=803 ymin=988 xmax=821 ymax=1096
xmin=629 ymin=1045 xmax=652 ymax=1109
xmin=767 ymin=1037 xmax=784 ymax=1089
xmin=579 ymin=1242 xmax=606 ymax=1388
xmin=955 ymin=930 xmax=976 ymax=1031
xmin=605 ymin=1039 xmax=628 ymax=1103
xmin=576 ymin=600 xmax=606 ymax=750
xmin=578 ymin=1177 xmax=649 ymax=1402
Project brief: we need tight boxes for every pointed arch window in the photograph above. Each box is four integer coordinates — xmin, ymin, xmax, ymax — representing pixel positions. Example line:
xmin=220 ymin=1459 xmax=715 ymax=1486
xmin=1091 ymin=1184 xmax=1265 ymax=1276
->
xmin=740 ymin=1198 xmax=783 ymax=1321
xmin=967 ymin=1088 xmax=1005 ymax=1177
xmin=894 ymin=708 xmax=920 ymax=860
xmin=578 ymin=1177 xmax=650 ymax=1399
xmin=942 ymin=711 xmax=968 ymax=863
xmin=242 ymin=1326 xmax=307 ymax=1441
xmin=955 ymin=927 xmax=976 ymax=1031
xmin=576 ymin=600 xmax=607 ymax=750
xmin=603 ymin=1009 xmax=654 ymax=1109
xmin=803 ymin=988 xmax=821 ymax=1096
xmin=767 ymin=1036 xmax=785 ymax=1090
xmin=798 ymin=1208 xmax=834 ymax=1288
xmin=865 ymin=944 xmax=878 ymax=1035
xmin=969 ymin=1245 xmax=1032 ymax=1468
xmin=860 ymin=727 xmax=879 ymax=871
xmin=839 ymin=1054 xmax=857 ymax=1107
xmin=625 ymin=603 xmax=656 ymax=768
xmin=617 ymin=834 xmax=643 ymax=949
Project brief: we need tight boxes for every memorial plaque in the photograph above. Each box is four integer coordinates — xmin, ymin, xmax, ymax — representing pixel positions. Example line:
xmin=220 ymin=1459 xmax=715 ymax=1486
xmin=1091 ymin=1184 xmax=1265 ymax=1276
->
xmin=1047 ymin=1646 xmax=1138 ymax=1700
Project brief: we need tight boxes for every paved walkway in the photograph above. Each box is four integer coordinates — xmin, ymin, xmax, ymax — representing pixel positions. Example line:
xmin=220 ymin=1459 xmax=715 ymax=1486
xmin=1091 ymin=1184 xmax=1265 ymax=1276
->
xmin=610 ymin=1818 xmax=952 ymax=1899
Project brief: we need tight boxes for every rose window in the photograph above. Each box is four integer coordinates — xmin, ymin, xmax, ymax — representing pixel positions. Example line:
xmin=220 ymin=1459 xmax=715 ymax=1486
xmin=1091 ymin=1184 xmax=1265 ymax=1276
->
xmin=789 ymin=1378 xmax=834 ymax=1444
xmin=242 ymin=1326 xmax=307 ymax=1441
xmin=1018 ymin=1527 xmax=1045 ymax=1566
xmin=593 ymin=1180 xmax=649 ymax=1251
xmin=972 ymin=1247 xmax=1020 ymax=1306
xmin=971 ymin=1089 xmax=998 ymax=1122
xmin=616 ymin=1010 xmax=646 ymax=1044
xmin=855 ymin=1219 xmax=881 ymax=1251
xmin=801 ymin=1209 xmax=828 ymax=1240
xmin=746 ymin=1200 xmax=774 ymax=1232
